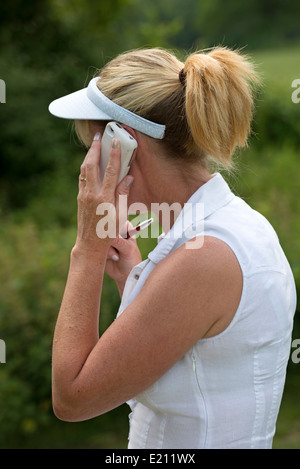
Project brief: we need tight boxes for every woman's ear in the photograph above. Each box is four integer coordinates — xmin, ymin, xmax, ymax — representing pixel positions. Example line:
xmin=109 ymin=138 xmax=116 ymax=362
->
xmin=122 ymin=124 xmax=137 ymax=141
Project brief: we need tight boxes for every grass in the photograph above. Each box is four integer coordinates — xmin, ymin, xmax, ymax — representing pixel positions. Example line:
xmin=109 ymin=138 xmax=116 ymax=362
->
xmin=254 ymin=44 xmax=300 ymax=96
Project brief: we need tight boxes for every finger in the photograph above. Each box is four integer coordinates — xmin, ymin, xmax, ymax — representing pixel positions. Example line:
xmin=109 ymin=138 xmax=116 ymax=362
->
xmin=101 ymin=138 xmax=121 ymax=194
xmin=107 ymin=245 xmax=120 ymax=261
xmin=78 ymin=166 xmax=87 ymax=187
xmin=118 ymin=218 xmax=134 ymax=239
xmin=116 ymin=175 xmax=134 ymax=197
xmin=80 ymin=132 xmax=101 ymax=187
xmin=115 ymin=175 xmax=134 ymax=232
xmin=111 ymin=230 xmax=137 ymax=255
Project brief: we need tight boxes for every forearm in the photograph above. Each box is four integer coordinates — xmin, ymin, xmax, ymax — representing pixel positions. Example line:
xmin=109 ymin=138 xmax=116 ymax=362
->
xmin=51 ymin=131 xmax=136 ymax=419
xmin=52 ymin=245 xmax=108 ymax=394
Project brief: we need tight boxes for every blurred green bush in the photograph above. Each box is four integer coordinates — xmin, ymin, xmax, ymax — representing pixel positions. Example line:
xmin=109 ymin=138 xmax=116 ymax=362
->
xmin=0 ymin=220 xmax=126 ymax=446
xmin=0 ymin=221 xmax=72 ymax=443
xmin=0 ymin=0 xmax=299 ymax=449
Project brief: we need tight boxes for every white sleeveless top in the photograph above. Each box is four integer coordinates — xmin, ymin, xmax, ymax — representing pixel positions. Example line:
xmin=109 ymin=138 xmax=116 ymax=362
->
xmin=116 ymin=173 xmax=296 ymax=449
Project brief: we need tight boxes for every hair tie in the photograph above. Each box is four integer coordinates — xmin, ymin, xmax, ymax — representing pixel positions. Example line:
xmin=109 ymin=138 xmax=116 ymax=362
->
xmin=179 ymin=68 xmax=186 ymax=85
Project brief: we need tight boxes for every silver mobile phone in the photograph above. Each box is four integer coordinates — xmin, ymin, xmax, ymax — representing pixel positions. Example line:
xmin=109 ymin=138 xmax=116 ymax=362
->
xmin=100 ymin=122 xmax=137 ymax=184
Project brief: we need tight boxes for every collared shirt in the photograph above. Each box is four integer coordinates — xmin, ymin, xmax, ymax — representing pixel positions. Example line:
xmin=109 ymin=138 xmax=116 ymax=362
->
xmin=116 ymin=173 xmax=296 ymax=449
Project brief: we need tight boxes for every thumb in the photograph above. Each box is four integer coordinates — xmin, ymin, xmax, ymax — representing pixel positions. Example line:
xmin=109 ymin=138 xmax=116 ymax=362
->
xmin=111 ymin=230 xmax=138 ymax=257
xmin=116 ymin=175 xmax=134 ymax=196
xmin=115 ymin=175 xmax=134 ymax=227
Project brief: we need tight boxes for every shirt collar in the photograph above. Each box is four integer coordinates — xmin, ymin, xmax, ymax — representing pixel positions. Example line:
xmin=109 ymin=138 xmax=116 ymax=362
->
xmin=148 ymin=173 xmax=235 ymax=264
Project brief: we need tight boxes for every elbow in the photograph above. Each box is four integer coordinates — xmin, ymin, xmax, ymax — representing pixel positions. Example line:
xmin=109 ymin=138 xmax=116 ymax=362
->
xmin=52 ymin=404 xmax=74 ymax=423
xmin=52 ymin=386 xmax=86 ymax=422
xmin=52 ymin=385 xmax=104 ymax=422
xmin=52 ymin=395 xmax=79 ymax=422
xmin=52 ymin=369 xmax=87 ymax=421
xmin=52 ymin=372 xmax=111 ymax=421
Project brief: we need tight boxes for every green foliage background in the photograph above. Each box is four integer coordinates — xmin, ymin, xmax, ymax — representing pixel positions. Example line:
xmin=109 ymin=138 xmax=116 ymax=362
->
xmin=0 ymin=0 xmax=299 ymax=448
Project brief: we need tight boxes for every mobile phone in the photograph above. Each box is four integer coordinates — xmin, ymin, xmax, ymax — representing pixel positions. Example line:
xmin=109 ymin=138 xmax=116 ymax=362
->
xmin=100 ymin=122 xmax=137 ymax=184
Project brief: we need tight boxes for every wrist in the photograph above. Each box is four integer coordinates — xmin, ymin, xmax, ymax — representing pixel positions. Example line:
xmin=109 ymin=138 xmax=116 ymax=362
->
xmin=71 ymin=240 xmax=109 ymax=265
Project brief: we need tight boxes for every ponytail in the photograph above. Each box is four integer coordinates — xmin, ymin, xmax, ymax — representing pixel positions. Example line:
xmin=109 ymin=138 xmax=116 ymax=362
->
xmin=183 ymin=47 xmax=259 ymax=166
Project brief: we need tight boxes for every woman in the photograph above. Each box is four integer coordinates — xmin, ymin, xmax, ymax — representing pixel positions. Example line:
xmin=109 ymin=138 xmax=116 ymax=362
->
xmin=49 ymin=47 xmax=296 ymax=449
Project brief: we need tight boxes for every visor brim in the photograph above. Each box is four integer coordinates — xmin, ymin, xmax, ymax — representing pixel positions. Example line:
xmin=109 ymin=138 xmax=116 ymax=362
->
xmin=48 ymin=87 xmax=111 ymax=121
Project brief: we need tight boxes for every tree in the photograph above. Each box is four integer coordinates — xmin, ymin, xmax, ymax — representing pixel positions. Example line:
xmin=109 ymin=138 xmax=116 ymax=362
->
xmin=194 ymin=0 xmax=300 ymax=49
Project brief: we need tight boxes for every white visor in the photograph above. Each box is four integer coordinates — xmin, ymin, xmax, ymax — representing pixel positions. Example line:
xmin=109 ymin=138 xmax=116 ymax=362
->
xmin=49 ymin=77 xmax=166 ymax=139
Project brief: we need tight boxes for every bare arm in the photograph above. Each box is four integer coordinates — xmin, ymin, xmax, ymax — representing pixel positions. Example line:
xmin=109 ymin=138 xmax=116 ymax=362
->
xmin=52 ymin=134 xmax=138 ymax=416
xmin=52 ymin=135 xmax=243 ymax=422
xmin=53 ymin=241 xmax=242 ymax=421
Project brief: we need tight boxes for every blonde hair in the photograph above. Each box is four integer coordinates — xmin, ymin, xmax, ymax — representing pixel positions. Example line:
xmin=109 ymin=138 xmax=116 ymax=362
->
xmin=76 ymin=47 xmax=259 ymax=168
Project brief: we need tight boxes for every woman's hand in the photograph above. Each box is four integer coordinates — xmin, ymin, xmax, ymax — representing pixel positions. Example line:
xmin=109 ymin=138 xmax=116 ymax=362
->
xmin=105 ymin=223 xmax=142 ymax=296
xmin=53 ymin=131 xmax=142 ymax=410
xmin=75 ymin=132 xmax=134 ymax=256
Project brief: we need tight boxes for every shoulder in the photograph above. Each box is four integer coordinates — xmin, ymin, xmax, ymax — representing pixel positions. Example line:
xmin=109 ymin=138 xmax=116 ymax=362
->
xmin=148 ymin=235 xmax=241 ymax=289
xmin=79 ymin=235 xmax=244 ymax=411
xmin=140 ymin=235 xmax=243 ymax=339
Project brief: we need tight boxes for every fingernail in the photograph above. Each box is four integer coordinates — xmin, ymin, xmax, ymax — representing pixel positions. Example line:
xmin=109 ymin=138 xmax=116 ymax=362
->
xmin=112 ymin=138 xmax=120 ymax=149
xmin=94 ymin=132 xmax=101 ymax=141
xmin=111 ymin=254 xmax=119 ymax=261
xmin=125 ymin=176 xmax=134 ymax=187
